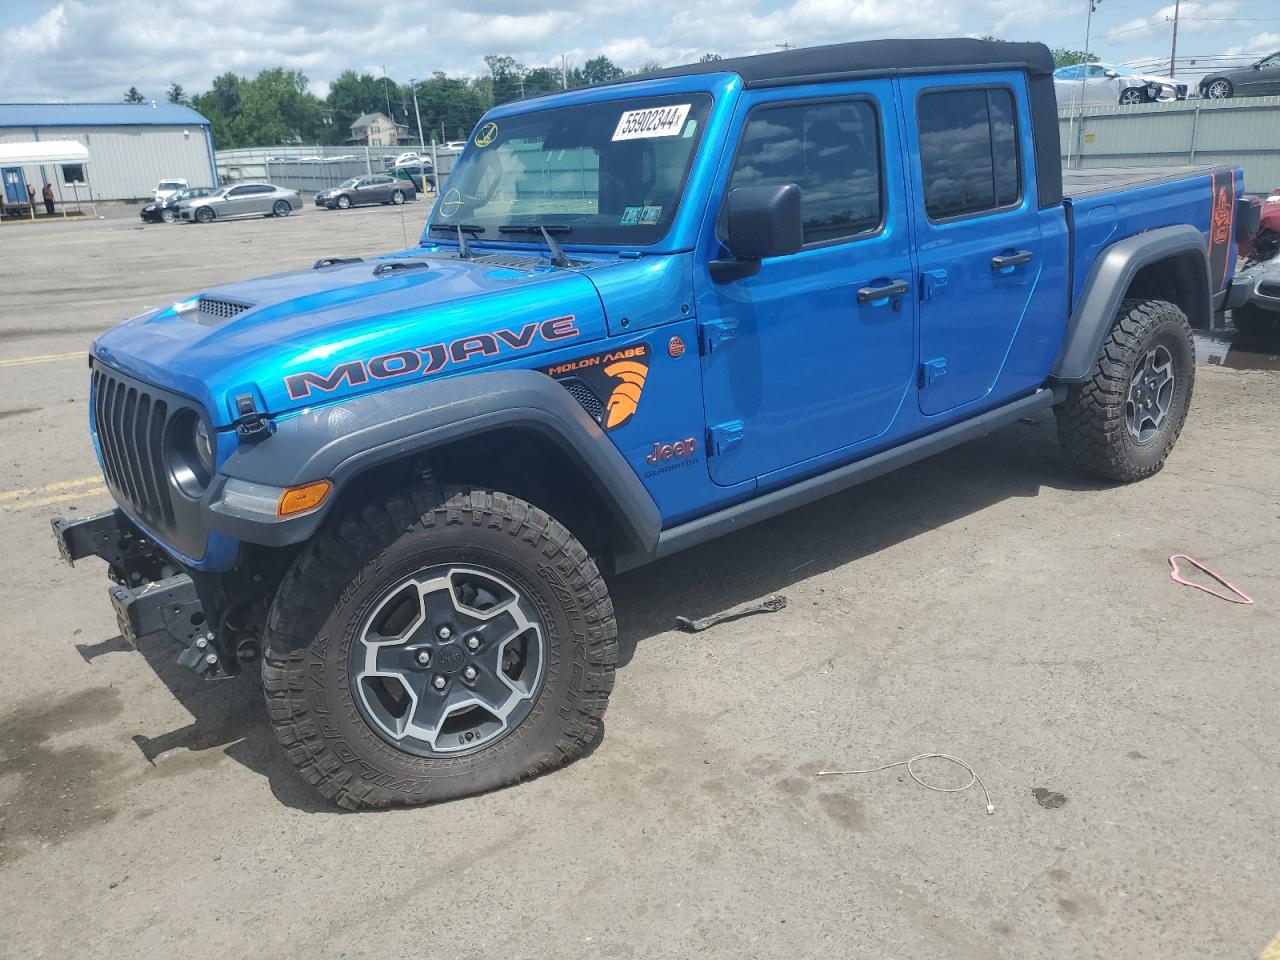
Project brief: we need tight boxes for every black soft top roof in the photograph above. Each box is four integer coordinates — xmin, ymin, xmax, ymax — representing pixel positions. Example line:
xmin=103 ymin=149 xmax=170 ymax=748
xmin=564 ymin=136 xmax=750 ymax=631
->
xmin=621 ymin=38 xmax=1054 ymax=88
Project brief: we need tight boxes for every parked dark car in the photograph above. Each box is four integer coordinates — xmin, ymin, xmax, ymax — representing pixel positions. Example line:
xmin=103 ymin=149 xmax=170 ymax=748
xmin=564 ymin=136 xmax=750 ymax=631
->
xmin=139 ymin=186 xmax=219 ymax=224
xmin=1200 ymin=51 xmax=1280 ymax=99
xmin=315 ymin=175 xmax=417 ymax=210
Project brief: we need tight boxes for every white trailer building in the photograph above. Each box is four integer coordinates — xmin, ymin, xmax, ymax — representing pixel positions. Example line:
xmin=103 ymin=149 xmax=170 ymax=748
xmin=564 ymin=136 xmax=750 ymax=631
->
xmin=0 ymin=101 xmax=217 ymax=203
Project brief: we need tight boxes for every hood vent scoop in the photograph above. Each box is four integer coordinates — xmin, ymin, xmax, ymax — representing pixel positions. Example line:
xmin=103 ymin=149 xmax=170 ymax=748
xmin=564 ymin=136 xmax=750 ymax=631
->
xmin=194 ymin=297 xmax=251 ymax=326
xmin=473 ymin=253 xmax=560 ymax=270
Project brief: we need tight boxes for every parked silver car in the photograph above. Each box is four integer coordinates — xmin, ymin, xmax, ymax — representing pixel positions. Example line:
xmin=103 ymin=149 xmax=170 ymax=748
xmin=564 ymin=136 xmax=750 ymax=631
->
xmin=178 ymin=183 xmax=302 ymax=223
xmin=1054 ymin=63 xmax=1185 ymax=106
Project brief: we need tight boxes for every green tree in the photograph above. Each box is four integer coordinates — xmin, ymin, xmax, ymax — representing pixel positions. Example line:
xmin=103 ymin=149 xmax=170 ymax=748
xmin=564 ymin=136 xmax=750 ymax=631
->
xmin=1051 ymin=47 xmax=1100 ymax=67
xmin=167 ymin=83 xmax=187 ymax=104
xmin=325 ymin=70 xmax=388 ymax=144
xmin=123 ymin=86 xmax=145 ymax=103
xmin=581 ymin=55 xmax=624 ymax=86
xmin=485 ymin=55 xmax=527 ymax=105
xmin=523 ymin=66 xmax=564 ymax=98
xmin=698 ymin=53 xmax=722 ymax=62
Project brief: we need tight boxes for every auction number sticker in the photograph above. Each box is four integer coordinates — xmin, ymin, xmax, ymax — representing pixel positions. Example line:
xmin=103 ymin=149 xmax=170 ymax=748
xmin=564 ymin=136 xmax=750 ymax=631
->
xmin=612 ymin=104 xmax=691 ymax=141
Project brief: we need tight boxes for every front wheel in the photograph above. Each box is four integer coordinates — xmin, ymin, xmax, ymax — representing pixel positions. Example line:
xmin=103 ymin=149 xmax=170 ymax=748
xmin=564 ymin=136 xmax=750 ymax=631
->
xmin=1205 ymin=79 xmax=1233 ymax=99
xmin=336 ymin=194 xmax=352 ymax=209
xmin=161 ymin=208 xmax=176 ymax=223
xmin=195 ymin=206 xmax=215 ymax=223
xmin=1119 ymin=87 xmax=1145 ymax=105
xmin=262 ymin=487 xmax=617 ymax=810
xmin=1056 ymin=298 xmax=1195 ymax=482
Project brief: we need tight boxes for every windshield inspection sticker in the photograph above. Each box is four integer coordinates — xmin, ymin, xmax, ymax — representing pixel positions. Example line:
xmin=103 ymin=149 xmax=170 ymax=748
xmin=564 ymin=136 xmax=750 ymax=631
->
xmin=621 ymin=206 xmax=643 ymax=226
xmin=639 ymin=205 xmax=662 ymax=225
xmin=612 ymin=104 xmax=692 ymax=141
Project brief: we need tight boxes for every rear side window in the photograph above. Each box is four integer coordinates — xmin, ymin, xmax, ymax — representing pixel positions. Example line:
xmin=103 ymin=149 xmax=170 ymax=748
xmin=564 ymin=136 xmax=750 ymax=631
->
xmin=917 ymin=88 xmax=1020 ymax=221
xmin=728 ymin=99 xmax=883 ymax=245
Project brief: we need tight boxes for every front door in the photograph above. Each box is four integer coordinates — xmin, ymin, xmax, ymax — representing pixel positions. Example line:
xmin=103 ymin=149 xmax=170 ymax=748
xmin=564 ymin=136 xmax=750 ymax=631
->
xmin=2 ymin=167 xmax=27 ymax=205
xmin=899 ymin=76 xmax=1044 ymax=416
xmin=695 ymin=81 xmax=916 ymax=487
xmin=1240 ymin=53 xmax=1280 ymax=96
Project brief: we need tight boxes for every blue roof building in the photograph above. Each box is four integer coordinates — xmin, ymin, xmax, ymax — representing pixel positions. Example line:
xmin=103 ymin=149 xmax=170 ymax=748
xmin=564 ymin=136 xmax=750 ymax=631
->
xmin=0 ymin=101 xmax=218 ymax=202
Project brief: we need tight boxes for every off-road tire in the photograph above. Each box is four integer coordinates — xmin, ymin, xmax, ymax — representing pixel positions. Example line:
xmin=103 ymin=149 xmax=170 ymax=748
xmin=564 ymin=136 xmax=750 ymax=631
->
xmin=1232 ymin=303 xmax=1280 ymax=340
xmin=1056 ymin=298 xmax=1195 ymax=482
xmin=262 ymin=486 xmax=617 ymax=810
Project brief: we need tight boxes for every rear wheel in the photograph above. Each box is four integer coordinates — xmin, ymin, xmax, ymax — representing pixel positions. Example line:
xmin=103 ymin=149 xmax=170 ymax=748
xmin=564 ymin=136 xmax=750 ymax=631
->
xmin=262 ymin=486 xmax=617 ymax=809
xmin=336 ymin=194 xmax=352 ymax=209
xmin=1232 ymin=303 xmax=1280 ymax=340
xmin=195 ymin=206 xmax=215 ymax=223
xmin=1205 ymin=79 xmax=1233 ymax=99
xmin=391 ymin=190 xmax=406 ymax=204
xmin=273 ymin=200 xmax=291 ymax=217
xmin=1056 ymin=298 xmax=1195 ymax=482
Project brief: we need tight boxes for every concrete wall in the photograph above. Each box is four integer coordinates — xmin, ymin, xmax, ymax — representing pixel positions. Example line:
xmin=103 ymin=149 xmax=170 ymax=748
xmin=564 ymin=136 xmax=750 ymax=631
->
xmin=0 ymin=124 xmax=218 ymax=201
xmin=1059 ymin=95 xmax=1280 ymax=194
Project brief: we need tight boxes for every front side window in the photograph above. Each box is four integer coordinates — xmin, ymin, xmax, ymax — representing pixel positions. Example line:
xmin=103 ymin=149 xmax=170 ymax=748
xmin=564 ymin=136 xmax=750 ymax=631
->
xmin=727 ymin=99 xmax=883 ymax=245
xmin=429 ymin=94 xmax=712 ymax=246
xmin=917 ymin=87 xmax=1020 ymax=221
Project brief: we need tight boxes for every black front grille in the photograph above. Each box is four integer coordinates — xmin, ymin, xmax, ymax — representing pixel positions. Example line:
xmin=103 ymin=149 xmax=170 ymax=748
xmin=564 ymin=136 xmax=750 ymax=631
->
xmin=92 ymin=366 xmax=178 ymax=531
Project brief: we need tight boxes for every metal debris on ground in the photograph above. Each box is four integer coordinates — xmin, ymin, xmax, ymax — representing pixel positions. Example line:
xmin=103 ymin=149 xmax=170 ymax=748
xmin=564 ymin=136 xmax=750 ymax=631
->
xmin=1031 ymin=786 xmax=1067 ymax=809
xmin=675 ymin=595 xmax=787 ymax=633
xmin=817 ymin=753 xmax=995 ymax=816
xmin=1168 ymin=554 xmax=1254 ymax=605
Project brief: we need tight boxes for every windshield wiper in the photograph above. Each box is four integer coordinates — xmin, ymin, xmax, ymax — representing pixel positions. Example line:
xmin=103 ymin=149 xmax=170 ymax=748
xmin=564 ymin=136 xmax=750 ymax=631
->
xmin=427 ymin=222 xmax=484 ymax=259
xmin=497 ymin=224 xmax=573 ymax=267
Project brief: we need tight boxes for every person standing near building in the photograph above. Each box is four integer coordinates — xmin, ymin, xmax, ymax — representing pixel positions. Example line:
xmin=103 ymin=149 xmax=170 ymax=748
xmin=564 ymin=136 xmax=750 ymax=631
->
xmin=26 ymin=183 xmax=35 ymax=210
xmin=42 ymin=182 xmax=54 ymax=216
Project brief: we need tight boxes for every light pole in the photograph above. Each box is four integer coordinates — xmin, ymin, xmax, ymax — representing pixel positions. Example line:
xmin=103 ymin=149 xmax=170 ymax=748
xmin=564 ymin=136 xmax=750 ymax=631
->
xmin=409 ymin=78 xmax=426 ymax=149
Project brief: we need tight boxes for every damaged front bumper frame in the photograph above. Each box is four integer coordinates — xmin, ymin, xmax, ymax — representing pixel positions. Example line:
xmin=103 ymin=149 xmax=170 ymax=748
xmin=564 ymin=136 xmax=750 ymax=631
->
xmin=52 ymin=509 xmax=236 ymax=678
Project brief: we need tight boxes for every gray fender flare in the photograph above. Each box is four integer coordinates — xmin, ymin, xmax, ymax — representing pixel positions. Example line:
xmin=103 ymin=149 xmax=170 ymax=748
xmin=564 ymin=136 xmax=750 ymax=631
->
xmin=1052 ymin=224 xmax=1210 ymax=382
xmin=206 ymin=369 xmax=662 ymax=555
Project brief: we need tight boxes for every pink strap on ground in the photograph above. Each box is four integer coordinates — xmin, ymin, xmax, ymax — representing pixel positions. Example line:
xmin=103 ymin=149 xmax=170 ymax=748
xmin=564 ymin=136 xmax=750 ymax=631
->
xmin=1168 ymin=555 xmax=1254 ymax=605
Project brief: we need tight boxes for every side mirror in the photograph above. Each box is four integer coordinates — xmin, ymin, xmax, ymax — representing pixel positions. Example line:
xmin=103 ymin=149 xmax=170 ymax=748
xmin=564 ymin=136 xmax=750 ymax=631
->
xmin=711 ymin=183 xmax=804 ymax=283
xmin=1253 ymin=63 xmax=1262 ymax=70
xmin=1104 ymin=69 xmax=1119 ymax=78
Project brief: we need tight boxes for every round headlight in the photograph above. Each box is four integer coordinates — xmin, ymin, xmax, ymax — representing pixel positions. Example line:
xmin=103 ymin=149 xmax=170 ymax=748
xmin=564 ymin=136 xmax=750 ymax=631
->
xmin=194 ymin=419 xmax=215 ymax=474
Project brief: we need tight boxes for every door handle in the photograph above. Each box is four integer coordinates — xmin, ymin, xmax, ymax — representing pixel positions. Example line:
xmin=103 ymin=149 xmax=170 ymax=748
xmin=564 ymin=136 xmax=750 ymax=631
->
xmin=856 ymin=278 xmax=911 ymax=305
xmin=991 ymin=250 xmax=1034 ymax=272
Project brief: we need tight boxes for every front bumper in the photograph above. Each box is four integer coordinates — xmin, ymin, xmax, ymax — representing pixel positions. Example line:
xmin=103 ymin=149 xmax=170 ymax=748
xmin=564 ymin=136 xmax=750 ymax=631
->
xmin=51 ymin=509 xmax=233 ymax=677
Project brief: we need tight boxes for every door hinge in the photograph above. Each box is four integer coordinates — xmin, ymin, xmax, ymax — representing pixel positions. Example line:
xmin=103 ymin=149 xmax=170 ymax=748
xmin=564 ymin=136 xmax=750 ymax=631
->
xmin=707 ymin=420 xmax=744 ymax=456
xmin=920 ymin=358 xmax=947 ymax=389
xmin=698 ymin=318 xmax=738 ymax=355
xmin=921 ymin=269 xmax=948 ymax=301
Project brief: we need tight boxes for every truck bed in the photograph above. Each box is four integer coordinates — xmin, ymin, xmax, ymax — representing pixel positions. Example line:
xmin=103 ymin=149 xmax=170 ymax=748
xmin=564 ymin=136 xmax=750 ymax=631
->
xmin=1063 ymin=163 xmax=1238 ymax=309
xmin=1062 ymin=164 xmax=1221 ymax=200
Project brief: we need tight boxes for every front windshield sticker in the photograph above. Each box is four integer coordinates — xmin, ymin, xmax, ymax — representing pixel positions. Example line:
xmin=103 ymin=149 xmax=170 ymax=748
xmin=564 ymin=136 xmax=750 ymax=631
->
xmin=621 ymin=205 xmax=662 ymax=226
xmin=474 ymin=121 xmax=499 ymax=147
xmin=438 ymin=188 xmax=462 ymax=218
xmin=612 ymin=104 xmax=692 ymax=141
xmin=639 ymin=205 xmax=662 ymax=225
xmin=620 ymin=206 xmax=642 ymax=226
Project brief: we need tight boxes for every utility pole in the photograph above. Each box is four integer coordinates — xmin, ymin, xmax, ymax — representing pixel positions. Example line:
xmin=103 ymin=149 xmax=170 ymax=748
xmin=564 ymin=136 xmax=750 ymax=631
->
xmin=409 ymin=78 xmax=425 ymax=149
xmin=382 ymin=65 xmax=392 ymax=118
xmin=776 ymin=42 xmax=791 ymax=51
xmin=561 ymin=54 xmax=568 ymax=90
xmin=1168 ymin=0 xmax=1181 ymax=77
xmin=1068 ymin=0 xmax=1102 ymax=169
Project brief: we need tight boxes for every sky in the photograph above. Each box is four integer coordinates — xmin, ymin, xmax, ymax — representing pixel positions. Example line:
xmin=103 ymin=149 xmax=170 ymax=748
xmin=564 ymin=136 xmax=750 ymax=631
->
xmin=1 ymin=0 xmax=1277 ymax=102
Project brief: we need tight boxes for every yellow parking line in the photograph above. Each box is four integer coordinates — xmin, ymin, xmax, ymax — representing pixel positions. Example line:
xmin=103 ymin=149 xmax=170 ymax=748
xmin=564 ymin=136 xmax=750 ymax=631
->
xmin=1260 ymin=932 xmax=1280 ymax=960
xmin=0 ymin=350 xmax=85 ymax=368
xmin=0 ymin=487 xmax=108 ymax=510
xmin=0 ymin=475 xmax=103 ymax=504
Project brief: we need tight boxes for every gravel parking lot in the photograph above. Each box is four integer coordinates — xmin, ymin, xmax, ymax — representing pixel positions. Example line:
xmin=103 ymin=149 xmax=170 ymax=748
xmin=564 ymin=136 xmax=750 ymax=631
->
xmin=1 ymin=206 xmax=1278 ymax=960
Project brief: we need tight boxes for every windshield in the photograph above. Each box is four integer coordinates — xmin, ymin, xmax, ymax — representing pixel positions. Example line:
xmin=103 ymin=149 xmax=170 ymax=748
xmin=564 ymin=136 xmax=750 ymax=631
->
xmin=429 ymin=93 xmax=713 ymax=245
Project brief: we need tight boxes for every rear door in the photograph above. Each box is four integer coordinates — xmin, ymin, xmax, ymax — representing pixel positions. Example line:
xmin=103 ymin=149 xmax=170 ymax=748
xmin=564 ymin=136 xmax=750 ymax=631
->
xmin=696 ymin=81 xmax=917 ymax=486
xmin=899 ymin=75 xmax=1044 ymax=416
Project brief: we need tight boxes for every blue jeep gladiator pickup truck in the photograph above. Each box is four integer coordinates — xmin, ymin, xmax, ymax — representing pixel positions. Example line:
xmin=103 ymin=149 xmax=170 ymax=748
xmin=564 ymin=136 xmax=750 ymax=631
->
xmin=54 ymin=38 xmax=1253 ymax=809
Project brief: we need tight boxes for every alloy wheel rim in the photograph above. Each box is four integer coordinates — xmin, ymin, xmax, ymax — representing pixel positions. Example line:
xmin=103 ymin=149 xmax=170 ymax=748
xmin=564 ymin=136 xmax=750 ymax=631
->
xmin=1208 ymin=80 xmax=1229 ymax=98
xmin=1125 ymin=344 xmax=1176 ymax=444
xmin=348 ymin=564 xmax=547 ymax=758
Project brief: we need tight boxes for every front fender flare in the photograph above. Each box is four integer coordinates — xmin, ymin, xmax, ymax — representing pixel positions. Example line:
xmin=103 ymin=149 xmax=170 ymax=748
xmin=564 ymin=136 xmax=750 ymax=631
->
xmin=205 ymin=369 xmax=662 ymax=555
xmin=1052 ymin=224 xmax=1210 ymax=382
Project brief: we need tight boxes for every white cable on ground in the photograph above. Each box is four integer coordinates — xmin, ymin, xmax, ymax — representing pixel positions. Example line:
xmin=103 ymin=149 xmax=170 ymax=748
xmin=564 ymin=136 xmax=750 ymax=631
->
xmin=817 ymin=753 xmax=995 ymax=815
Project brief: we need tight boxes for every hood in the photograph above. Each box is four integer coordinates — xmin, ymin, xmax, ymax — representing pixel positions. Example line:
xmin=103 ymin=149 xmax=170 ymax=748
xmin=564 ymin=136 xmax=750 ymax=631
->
xmin=92 ymin=251 xmax=608 ymax=426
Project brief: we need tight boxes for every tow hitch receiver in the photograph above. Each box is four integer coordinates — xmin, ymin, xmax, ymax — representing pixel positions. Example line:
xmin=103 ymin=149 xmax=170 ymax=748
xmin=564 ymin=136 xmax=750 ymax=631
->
xmin=52 ymin=511 xmax=232 ymax=678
